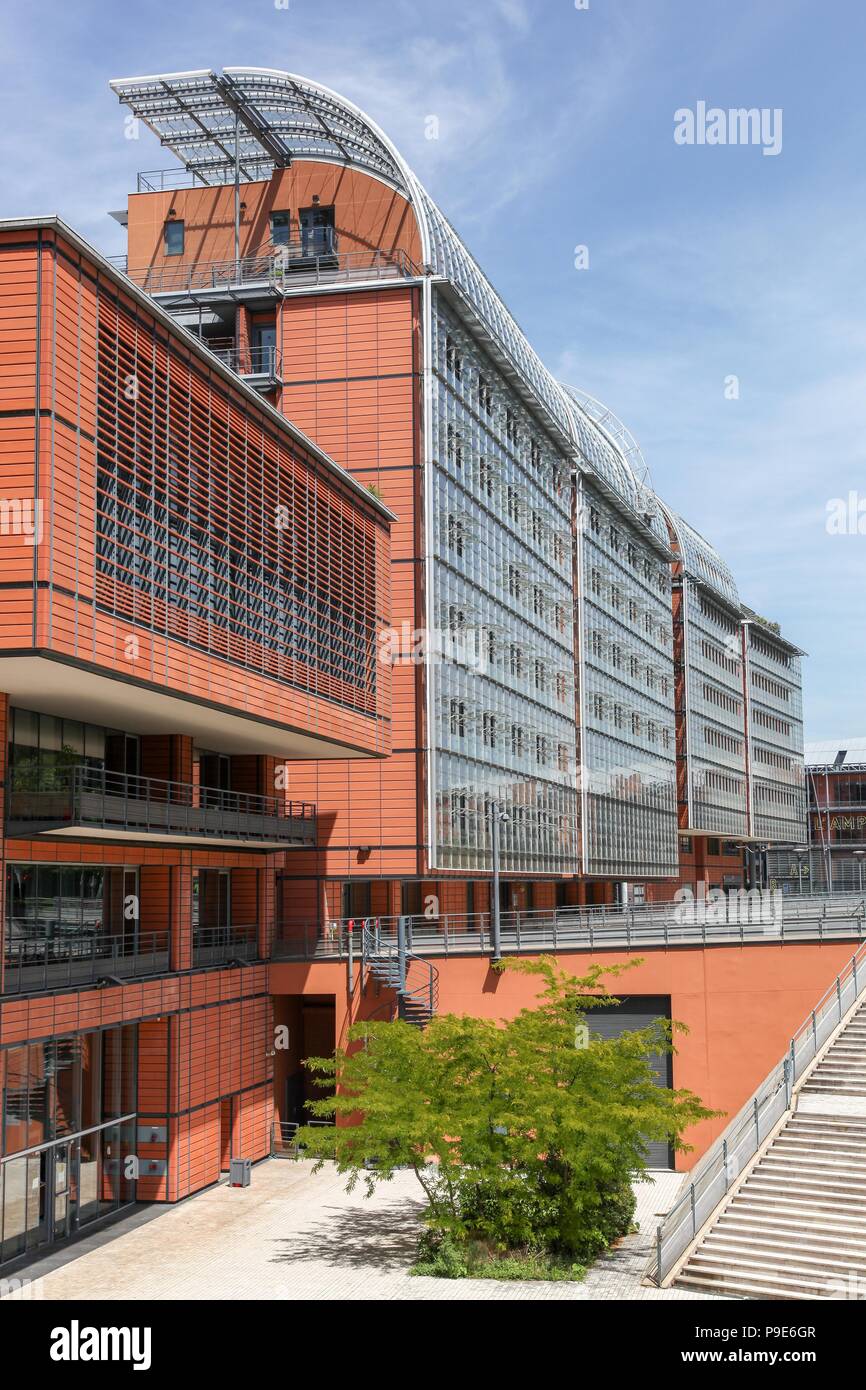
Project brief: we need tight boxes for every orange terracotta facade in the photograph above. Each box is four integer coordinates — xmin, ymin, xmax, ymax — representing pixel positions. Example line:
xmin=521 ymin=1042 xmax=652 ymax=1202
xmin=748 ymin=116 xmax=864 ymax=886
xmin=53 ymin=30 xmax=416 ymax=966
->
xmin=272 ymin=937 xmax=861 ymax=1170
xmin=0 ymin=217 xmax=393 ymax=1261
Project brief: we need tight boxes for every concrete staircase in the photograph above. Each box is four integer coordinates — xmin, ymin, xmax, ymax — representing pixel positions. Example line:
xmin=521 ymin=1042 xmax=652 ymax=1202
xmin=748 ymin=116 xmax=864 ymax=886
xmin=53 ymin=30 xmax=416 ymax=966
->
xmin=674 ymin=1001 xmax=866 ymax=1299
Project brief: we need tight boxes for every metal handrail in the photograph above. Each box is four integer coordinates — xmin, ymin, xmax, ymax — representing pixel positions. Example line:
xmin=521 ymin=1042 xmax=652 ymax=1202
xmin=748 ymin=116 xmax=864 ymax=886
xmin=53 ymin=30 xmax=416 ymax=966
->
xmin=206 ymin=342 xmax=282 ymax=378
xmin=273 ymin=893 xmax=866 ymax=961
xmin=192 ymin=923 xmax=258 ymax=963
xmin=2 ymin=929 xmax=170 ymax=995
xmin=8 ymin=766 xmax=316 ymax=844
xmin=361 ymin=919 xmax=439 ymax=1022
xmin=648 ymin=938 xmax=866 ymax=1286
xmin=114 ymin=246 xmax=421 ymax=297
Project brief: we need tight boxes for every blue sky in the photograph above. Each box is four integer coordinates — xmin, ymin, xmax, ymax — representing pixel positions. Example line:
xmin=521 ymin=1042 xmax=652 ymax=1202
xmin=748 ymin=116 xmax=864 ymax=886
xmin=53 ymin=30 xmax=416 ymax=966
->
xmin=0 ymin=0 xmax=862 ymax=739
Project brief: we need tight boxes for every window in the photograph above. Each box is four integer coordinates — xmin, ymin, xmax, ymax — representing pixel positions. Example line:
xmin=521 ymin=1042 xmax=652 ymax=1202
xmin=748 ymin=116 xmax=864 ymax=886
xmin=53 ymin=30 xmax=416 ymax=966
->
xmin=447 ymin=515 xmax=464 ymax=557
xmin=270 ymin=210 xmax=290 ymax=246
xmin=483 ymin=713 xmax=497 ymax=748
xmin=446 ymin=335 xmax=463 ymax=379
xmin=446 ymin=423 xmax=463 ymax=469
xmin=477 ymin=375 xmax=493 ymax=414
xmin=449 ymin=700 xmax=466 ymax=737
xmin=511 ymin=725 xmax=525 ymax=757
xmin=164 ymin=219 xmax=184 ymax=256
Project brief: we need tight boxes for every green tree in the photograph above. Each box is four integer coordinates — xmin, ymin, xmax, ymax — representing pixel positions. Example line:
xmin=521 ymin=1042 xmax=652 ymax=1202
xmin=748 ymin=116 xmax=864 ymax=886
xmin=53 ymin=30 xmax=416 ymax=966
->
xmin=298 ymin=956 xmax=718 ymax=1270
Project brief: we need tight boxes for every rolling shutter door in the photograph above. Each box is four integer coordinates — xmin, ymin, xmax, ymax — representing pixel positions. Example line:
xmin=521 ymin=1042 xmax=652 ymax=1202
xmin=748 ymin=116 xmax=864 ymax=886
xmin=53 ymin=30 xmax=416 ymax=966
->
xmin=583 ymin=995 xmax=674 ymax=1169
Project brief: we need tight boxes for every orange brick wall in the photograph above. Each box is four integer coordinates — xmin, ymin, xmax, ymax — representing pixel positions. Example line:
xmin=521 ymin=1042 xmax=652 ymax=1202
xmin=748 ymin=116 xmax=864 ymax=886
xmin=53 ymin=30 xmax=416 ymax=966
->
xmin=283 ymin=286 xmax=423 ymax=880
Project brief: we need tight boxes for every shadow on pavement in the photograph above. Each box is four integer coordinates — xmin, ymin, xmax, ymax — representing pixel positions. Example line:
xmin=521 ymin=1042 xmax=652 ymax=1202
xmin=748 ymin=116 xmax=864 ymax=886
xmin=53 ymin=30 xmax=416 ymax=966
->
xmin=270 ymin=1197 xmax=426 ymax=1272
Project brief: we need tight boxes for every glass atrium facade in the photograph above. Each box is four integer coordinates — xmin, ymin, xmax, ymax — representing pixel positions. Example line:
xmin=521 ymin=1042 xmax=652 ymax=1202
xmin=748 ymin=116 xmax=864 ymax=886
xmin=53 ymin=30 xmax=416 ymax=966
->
xmin=429 ymin=297 xmax=578 ymax=873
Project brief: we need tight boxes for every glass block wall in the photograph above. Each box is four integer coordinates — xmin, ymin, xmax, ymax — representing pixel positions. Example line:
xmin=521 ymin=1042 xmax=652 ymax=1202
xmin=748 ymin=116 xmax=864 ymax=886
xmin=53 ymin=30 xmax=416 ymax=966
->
xmin=577 ymin=476 xmax=678 ymax=877
xmin=745 ymin=621 xmax=807 ymax=842
xmin=428 ymin=296 xmax=578 ymax=873
xmin=681 ymin=579 xmax=750 ymax=836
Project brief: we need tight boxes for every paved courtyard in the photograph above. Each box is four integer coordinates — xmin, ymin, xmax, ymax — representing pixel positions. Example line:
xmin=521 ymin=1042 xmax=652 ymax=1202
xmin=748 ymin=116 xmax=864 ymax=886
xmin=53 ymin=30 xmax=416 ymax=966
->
xmin=4 ymin=1160 xmax=721 ymax=1301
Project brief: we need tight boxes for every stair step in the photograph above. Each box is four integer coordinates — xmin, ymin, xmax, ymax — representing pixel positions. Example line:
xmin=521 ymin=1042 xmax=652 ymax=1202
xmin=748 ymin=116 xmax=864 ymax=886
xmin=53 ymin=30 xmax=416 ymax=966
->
xmin=699 ymin=1234 xmax=866 ymax=1271
xmin=674 ymin=1270 xmax=826 ymax=1300
xmin=720 ymin=1197 xmax=866 ymax=1228
xmin=758 ymin=1156 xmax=866 ymax=1180
xmin=712 ymin=1222 xmax=866 ymax=1258
xmin=689 ymin=1248 xmax=856 ymax=1285
xmin=676 ymin=1262 xmax=836 ymax=1299
xmin=744 ymin=1168 xmax=866 ymax=1193
xmin=733 ymin=1190 xmax=866 ymax=1219
xmin=739 ymin=1184 xmax=866 ymax=1213
xmin=772 ymin=1140 xmax=866 ymax=1160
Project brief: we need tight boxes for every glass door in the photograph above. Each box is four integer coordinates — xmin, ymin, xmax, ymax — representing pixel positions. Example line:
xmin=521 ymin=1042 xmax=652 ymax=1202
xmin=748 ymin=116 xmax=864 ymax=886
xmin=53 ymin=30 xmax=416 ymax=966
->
xmin=51 ymin=1141 xmax=72 ymax=1242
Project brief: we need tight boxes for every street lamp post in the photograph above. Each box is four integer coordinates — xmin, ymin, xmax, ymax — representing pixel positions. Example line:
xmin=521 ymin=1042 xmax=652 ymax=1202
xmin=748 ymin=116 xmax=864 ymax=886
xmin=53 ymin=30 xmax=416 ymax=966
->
xmin=490 ymin=799 xmax=509 ymax=963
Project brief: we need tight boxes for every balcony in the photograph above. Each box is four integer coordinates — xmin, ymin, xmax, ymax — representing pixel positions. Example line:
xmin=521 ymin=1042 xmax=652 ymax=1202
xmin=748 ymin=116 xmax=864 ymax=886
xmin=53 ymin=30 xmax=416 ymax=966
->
xmin=202 ymin=339 xmax=282 ymax=391
xmin=2 ymin=930 xmax=170 ymax=996
xmin=6 ymin=768 xmax=316 ymax=849
xmin=106 ymin=243 xmax=420 ymax=305
xmin=192 ymin=924 xmax=258 ymax=968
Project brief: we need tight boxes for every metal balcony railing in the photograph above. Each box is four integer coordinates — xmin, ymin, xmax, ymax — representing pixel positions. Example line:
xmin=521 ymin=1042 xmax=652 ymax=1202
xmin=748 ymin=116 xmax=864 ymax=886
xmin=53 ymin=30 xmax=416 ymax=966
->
xmin=273 ymin=893 xmax=866 ymax=961
xmin=2 ymin=930 xmax=170 ymax=996
xmin=107 ymin=244 xmax=420 ymax=298
xmin=7 ymin=767 xmax=316 ymax=847
xmin=192 ymin=924 xmax=258 ymax=967
xmin=136 ymin=166 xmax=274 ymax=193
xmin=204 ymin=340 xmax=282 ymax=381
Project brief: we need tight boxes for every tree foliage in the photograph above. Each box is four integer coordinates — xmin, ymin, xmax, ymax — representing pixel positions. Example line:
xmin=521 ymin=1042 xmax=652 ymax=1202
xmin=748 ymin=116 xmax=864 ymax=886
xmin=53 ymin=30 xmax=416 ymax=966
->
xmin=298 ymin=956 xmax=719 ymax=1265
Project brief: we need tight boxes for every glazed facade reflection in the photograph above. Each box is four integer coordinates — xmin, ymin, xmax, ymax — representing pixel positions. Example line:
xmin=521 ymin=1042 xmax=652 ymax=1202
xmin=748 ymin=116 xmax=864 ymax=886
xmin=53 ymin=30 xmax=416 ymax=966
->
xmin=429 ymin=298 xmax=578 ymax=873
xmin=577 ymin=476 xmax=678 ymax=878
xmin=680 ymin=577 xmax=750 ymax=837
xmin=745 ymin=619 xmax=807 ymax=843
xmin=0 ymin=1024 xmax=137 ymax=1265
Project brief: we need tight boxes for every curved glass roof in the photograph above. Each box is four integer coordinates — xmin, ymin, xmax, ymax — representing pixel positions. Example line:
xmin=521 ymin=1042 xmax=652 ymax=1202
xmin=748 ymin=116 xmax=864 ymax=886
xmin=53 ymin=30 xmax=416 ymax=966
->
xmin=658 ymin=501 xmax=740 ymax=608
xmin=110 ymin=66 xmax=577 ymax=441
xmin=565 ymin=388 xmax=651 ymax=493
xmin=108 ymin=67 xmax=712 ymax=576
xmin=559 ymin=384 xmax=670 ymax=547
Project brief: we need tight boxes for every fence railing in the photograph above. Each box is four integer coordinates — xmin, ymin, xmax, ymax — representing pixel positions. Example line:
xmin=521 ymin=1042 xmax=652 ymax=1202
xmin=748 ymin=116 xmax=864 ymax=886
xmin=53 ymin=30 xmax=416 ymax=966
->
xmin=205 ymin=342 xmax=282 ymax=379
xmin=271 ymin=1119 xmax=334 ymax=1159
xmin=192 ymin=924 xmax=258 ymax=967
xmin=7 ymin=766 xmax=316 ymax=846
xmin=2 ymin=930 xmax=170 ymax=995
xmin=274 ymin=893 xmax=866 ymax=962
xmin=111 ymin=246 xmax=420 ymax=298
xmin=647 ymin=938 xmax=866 ymax=1286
